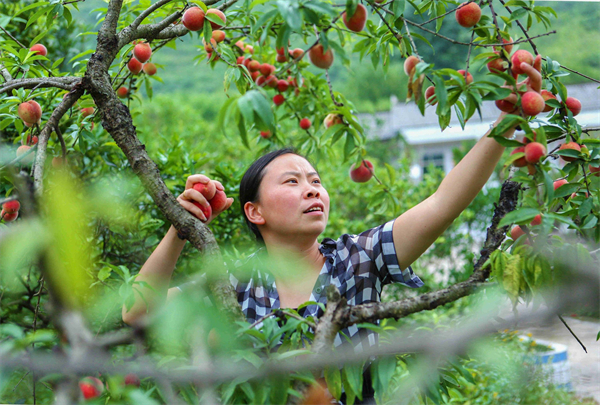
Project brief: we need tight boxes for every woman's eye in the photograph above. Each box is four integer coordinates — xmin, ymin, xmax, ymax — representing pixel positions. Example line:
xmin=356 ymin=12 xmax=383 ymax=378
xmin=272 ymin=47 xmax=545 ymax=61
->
xmin=313 ymin=179 xmax=321 ymax=184
xmin=286 ymin=179 xmax=297 ymax=183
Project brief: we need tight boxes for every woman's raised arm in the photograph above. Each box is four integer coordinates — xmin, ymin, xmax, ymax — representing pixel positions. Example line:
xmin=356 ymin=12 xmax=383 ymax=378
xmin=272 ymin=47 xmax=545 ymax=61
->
xmin=392 ymin=58 xmax=542 ymax=270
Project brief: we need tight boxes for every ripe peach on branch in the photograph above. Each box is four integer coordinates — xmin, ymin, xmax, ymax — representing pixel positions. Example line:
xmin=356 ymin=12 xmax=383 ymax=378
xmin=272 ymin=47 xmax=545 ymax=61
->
xmin=455 ymin=2 xmax=481 ymax=27
xmin=182 ymin=7 xmax=205 ymax=31
xmin=342 ymin=4 xmax=367 ymax=32
xmin=350 ymin=160 xmax=374 ymax=183
xmin=133 ymin=42 xmax=152 ymax=63
xmin=308 ymin=44 xmax=334 ymax=69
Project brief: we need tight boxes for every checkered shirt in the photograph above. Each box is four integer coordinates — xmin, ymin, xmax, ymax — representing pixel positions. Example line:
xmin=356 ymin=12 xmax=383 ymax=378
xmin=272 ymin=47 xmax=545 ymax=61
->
xmin=181 ymin=219 xmax=424 ymax=354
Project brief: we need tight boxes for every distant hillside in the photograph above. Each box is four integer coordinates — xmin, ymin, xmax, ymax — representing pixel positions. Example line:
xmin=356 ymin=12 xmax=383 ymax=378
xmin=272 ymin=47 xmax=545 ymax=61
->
xmin=70 ymin=1 xmax=599 ymax=112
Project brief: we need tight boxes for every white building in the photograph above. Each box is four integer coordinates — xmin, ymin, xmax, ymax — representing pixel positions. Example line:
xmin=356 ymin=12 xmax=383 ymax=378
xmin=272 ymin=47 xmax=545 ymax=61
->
xmin=357 ymin=83 xmax=600 ymax=182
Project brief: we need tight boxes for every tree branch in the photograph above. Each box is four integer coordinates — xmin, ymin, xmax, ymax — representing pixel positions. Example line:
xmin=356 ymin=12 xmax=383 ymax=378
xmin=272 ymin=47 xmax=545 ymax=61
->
xmin=0 ymin=77 xmax=80 ymax=94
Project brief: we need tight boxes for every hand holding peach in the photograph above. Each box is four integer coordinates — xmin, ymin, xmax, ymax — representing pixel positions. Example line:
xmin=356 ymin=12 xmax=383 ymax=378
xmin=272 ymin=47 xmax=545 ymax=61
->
xmin=177 ymin=175 xmax=234 ymax=223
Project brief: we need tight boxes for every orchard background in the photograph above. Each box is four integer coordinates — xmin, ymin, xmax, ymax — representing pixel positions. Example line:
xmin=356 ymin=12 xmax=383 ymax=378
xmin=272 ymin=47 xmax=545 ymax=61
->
xmin=0 ymin=0 xmax=599 ymax=404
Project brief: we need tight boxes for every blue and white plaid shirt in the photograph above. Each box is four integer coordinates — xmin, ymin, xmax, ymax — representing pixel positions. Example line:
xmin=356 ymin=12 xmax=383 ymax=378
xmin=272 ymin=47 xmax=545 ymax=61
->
xmin=204 ymin=219 xmax=425 ymax=353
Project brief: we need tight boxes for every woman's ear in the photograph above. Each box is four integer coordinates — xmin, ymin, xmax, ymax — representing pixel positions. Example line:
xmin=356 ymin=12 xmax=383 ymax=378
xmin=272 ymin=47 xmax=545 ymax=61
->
xmin=244 ymin=201 xmax=265 ymax=226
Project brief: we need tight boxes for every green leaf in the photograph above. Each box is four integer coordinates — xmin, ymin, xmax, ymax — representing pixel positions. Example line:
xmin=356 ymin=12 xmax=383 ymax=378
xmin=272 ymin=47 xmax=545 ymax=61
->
xmin=498 ymin=208 xmax=541 ymax=228
xmin=342 ymin=363 xmax=363 ymax=401
xmin=554 ymin=182 xmax=580 ymax=199
xmin=325 ymin=366 xmax=342 ymax=400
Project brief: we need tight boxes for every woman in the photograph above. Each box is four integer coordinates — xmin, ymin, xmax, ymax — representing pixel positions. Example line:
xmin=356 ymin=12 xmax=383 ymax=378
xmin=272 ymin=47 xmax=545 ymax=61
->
xmin=123 ymin=60 xmax=541 ymax=403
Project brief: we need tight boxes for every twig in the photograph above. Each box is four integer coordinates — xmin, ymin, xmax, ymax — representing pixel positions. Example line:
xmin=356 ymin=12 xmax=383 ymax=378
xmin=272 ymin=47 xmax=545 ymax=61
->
xmin=557 ymin=314 xmax=587 ymax=353
xmin=497 ymin=0 xmax=538 ymax=55
xmin=54 ymin=125 xmax=67 ymax=160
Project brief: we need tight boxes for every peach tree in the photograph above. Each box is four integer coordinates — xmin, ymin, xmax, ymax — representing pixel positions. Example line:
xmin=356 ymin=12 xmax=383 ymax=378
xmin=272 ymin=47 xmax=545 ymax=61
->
xmin=0 ymin=0 xmax=598 ymax=404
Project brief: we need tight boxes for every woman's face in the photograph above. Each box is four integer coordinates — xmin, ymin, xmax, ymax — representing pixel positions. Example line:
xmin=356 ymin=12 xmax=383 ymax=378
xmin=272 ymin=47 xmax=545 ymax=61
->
xmin=248 ymin=154 xmax=330 ymax=241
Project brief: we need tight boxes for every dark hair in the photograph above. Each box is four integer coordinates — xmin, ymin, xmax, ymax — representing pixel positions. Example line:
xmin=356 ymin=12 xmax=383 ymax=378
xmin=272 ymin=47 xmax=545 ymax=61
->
xmin=239 ymin=148 xmax=312 ymax=242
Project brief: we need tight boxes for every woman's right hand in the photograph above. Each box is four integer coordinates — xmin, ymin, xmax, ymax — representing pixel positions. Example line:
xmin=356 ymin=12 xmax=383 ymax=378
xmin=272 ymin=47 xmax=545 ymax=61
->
xmin=176 ymin=174 xmax=234 ymax=224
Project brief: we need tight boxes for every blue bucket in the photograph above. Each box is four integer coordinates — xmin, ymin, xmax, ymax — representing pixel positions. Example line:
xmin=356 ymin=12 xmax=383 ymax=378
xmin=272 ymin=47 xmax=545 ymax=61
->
xmin=520 ymin=335 xmax=573 ymax=391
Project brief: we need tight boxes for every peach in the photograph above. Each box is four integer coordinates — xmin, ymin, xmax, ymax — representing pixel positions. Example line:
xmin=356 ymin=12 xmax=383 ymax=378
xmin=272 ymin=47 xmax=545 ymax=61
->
xmin=235 ymin=41 xmax=245 ymax=50
xmin=493 ymin=37 xmax=513 ymax=54
xmin=206 ymin=9 xmax=226 ymax=29
xmin=117 ymin=87 xmax=129 ymax=98
xmin=16 ymin=145 xmax=33 ymax=163
xmin=403 ymin=55 xmax=420 ymax=75
xmin=265 ymin=75 xmax=277 ymax=88
xmin=290 ymin=48 xmax=304 ymax=60
xmin=276 ymin=54 xmax=287 ymax=63
xmin=277 ymin=79 xmax=289 ymax=92
xmin=455 ymin=2 xmax=481 ymax=28
xmin=248 ymin=60 xmax=260 ymax=72
xmin=182 ymin=7 xmax=205 ymax=31
xmin=540 ymin=90 xmax=557 ymax=112
xmin=300 ymin=118 xmax=311 ymax=130
xmin=192 ymin=182 xmax=216 ymax=221
xmin=510 ymin=225 xmax=525 ymax=240
xmin=260 ymin=63 xmax=275 ymax=76
xmin=245 ymin=45 xmax=254 ymax=54
xmin=124 ymin=374 xmax=140 ymax=388
xmin=495 ymin=99 xmax=517 ymax=113
xmin=2 ymin=200 xmax=20 ymax=214
xmin=143 ymin=63 xmax=157 ymax=75
xmin=487 ymin=53 xmax=507 ymax=73
xmin=260 ymin=130 xmax=272 ymax=139
xmin=521 ymin=91 xmax=545 ymax=116
xmin=30 ymin=43 xmax=47 ymax=56
xmin=324 ymin=114 xmax=342 ymax=128
xmin=308 ymin=44 xmax=334 ymax=69
xmin=18 ymin=100 xmax=42 ymax=124
xmin=589 ymin=164 xmax=600 ymax=177
xmin=251 ymin=71 xmax=260 ymax=81
xmin=79 ymin=377 xmax=104 ymax=400
xmin=212 ymin=30 xmax=226 ymax=43
xmin=510 ymin=50 xmax=533 ymax=76
xmin=553 ymin=179 xmax=568 ymax=191
xmin=236 ymin=56 xmax=245 ymax=65
xmin=457 ymin=69 xmax=473 ymax=84
xmin=425 ymin=86 xmax=437 ymax=105
xmin=558 ymin=142 xmax=581 ymax=162
xmin=81 ymin=107 xmax=94 ymax=117
xmin=349 ymin=160 xmax=374 ymax=183
xmin=127 ymin=57 xmax=143 ymax=74
xmin=565 ymin=97 xmax=581 ymax=116
xmin=133 ymin=43 xmax=152 ymax=63
xmin=23 ymin=134 xmax=38 ymax=146
xmin=530 ymin=214 xmax=542 ymax=226
xmin=527 ymin=164 xmax=537 ymax=176
xmin=209 ymin=189 xmax=228 ymax=212
xmin=343 ymin=4 xmax=367 ymax=32
xmin=273 ymin=94 xmax=285 ymax=106
xmin=510 ymin=146 xmax=527 ymax=167
xmin=1 ymin=210 xmax=18 ymax=222
xmin=524 ymin=142 xmax=546 ymax=164
xmin=203 ymin=38 xmax=217 ymax=53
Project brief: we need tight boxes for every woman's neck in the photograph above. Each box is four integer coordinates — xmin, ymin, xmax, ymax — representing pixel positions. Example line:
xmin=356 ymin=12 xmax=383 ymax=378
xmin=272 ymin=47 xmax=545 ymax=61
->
xmin=263 ymin=238 xmax=325 ymax=290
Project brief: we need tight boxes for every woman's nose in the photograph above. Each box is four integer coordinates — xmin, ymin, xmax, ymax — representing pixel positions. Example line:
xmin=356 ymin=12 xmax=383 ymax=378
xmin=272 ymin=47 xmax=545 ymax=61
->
xmin=305 ymin=184 xmax=320 ymax=198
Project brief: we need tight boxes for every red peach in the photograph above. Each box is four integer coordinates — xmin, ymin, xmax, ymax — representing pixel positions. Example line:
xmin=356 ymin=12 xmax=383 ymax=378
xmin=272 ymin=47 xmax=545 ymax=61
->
xmin=558 ymin=142 xmax=581 ymax=162
xmin=260 ymin=63 xmax=275 ymax=76
xmin=425 ymin=86 xmax=437 ymax=105
xmin=455 ymin=2 xmax=481 ymax=27
xmin=510 ymin=146 xmax=527 ymax=167
xmin=565 ymin=97 xmax=581 ymax=116
xmin=143 ymin=63 xmax=157 ymax=75
xmin=182 ymin=7 xmax=205 ymax=31
xmin=30 ymin=43 xmax=48 ymax=56
xmin=521 ymin=91 xmax=545 ymax=116
xmin=487 ymin=53 xmax=507 ymax=73
xmin=510 ymin=225 xmax=525 ymax=240
xmin=493 ymin=37 xmax=513 ymax=54
xmin=192 ymin=182 xmax=216 ymax=221
xmin=530 ymin=214 xmax=542 ymax=226
xmin=18 ymin=100 xmax=42 ymax=124
xmin=245 ymin=45 xmax=254 ymax=54
xmin=211 ymin=30 xmax=226 ymax=43
xmin=524 ymin=142 xmax=546 ymax=164
xmin=133 ymin=43 xmax=152 ymax=63
xmin=277 ymin=80 xmax=289 ymax=92
xmin=495 ymin=99 xmax=517 ymax=113
xmin=323 ymin=114 xmax=342 ymax=128
xmin=290 ymin=48 xmax=304 ymax=60
xmin=540 ymin=90 xmax=557 ymax=113
xmin=206 ymin=9 xmax=226 ymax=29
xmin=124 ymin=374 xmax=140 ymax=387
xmin=342 ymin=4 xmax=367 ymax=32
xmin=273 ymin=94 xmax=285 ymax=106
xmin=79 ymin=377 xmax=104 ymax=400
xmin=1 ymin=210 xmax=18 ymax=222
xmin=117 ymin=87 xmax=129 ymax=98
xmin=553 ymin=179 xmax=568 ymax=191
xmin=127 ymin=57 xmax=143 ymax=74
xmin=589 ymin=164 xmax=600 ymax=177
xmin=349 ymin=160 xmax=374 ymax=183
xmin=209 ymin=189 xmax=228 ymax=212
xmin=276 ymin=54 xmax=287 ymax=63
xmin=457 ymin=69 xmax=473 ymax=84
xmin=81 ymin=107 xmax=94 ymax=117
xmin=403 ymin=55 xmax=420 ymax=75
xmin=260 ymin=130 xmax=272 ymax=139
xmin=308 ymin=44 xmax=334 ymax=69
xmin=300 ymin=118 xmax=311 ymax=130
xmin=511 ymin=50 xmax=533 ymax=76
xmin=2 ymin=200 xmax=20 ymax=214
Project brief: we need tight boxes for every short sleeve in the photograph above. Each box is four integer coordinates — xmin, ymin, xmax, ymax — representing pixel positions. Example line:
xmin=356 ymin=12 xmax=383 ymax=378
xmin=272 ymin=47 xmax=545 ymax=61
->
xmin=359 ymin=219 xmax=424 ymax=288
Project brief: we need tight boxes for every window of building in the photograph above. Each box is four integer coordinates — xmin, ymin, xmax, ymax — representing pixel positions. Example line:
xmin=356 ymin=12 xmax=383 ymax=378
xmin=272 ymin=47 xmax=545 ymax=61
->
xmin=422 ymin=152 xmax=445 ymax=174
